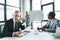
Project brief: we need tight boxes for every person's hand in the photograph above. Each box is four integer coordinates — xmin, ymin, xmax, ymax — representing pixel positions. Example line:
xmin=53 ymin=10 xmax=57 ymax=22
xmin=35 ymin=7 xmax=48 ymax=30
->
xmin=39 ymin=28 xmax=45 ymax=31
xmin=17 ymin=18 xmax=23 ymax=23
xmin=14 ymin=31 xmax=21 ymax=37
xmin=42 ymin=28 xmax=45 ymax=31
xmin=37 ymin=27 xmax=40 ymax=30
xmin=41 ymin=25 xmax=46 ymax=31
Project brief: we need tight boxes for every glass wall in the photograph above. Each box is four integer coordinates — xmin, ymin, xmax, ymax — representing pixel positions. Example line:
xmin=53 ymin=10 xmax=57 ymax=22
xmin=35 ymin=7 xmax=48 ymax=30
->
xmin=6 ymin=0 xmax=19 ymax=7
xmin=0 ymin=5 xmax=4 ymax=21
xmin=42 ymin=0 xmax=53 ymax=5
xmin=0 ymin=0 xmax=20 ymax=22
xmin=32 ymin=0 xmax=41 ymax=10
xmin=7 ymin=6 xmax=20 ymax=20
xmin=0 ymin=0 xmax=4 ymax=4
xmin=55 ymin=0 xmax=60 ymax=11
xmin=0 ymin=0 xmax=4 ymax=21
xmin=41 ymin=0 xmax=60 ymax=20
xmin=6 ymin=0 xmax=20 ymax=20
xmin=31 ymin=0 xmax=54 ymax=20
xmin=43 ymin=4 xmax=53 ymax=20
xmin=55 ymin=0 xmax=60 ymax=19
xmin=55 ymin=12 xmax=60 ymax=19
xmin=0 ymin=0 xmax=21 ymax=35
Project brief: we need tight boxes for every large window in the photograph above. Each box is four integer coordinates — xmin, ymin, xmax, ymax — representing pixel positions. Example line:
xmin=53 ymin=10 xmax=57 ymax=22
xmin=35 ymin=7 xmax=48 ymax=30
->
xmin=7 ymin=6 xmax=20 ymax=20
xmin=0 ymin=0 xmax=20 ymax=22
xmin=42 ymin=0 xmax=53 ymax=5
xmin=6 ymin=0 xmax=19 ymax=7
xmin=0 ymin=0 xmax=21 ymax=35
xmin=6 ymin=0 xmax=20 ymax=20
xmin=55 ymin=0 xmax=60 ymax=11
xmin=55 ymin=12 xmax=60 ymax=19
xmin=0 ymin=5 xmax=4 ymax=21
xmin=0 ymin=0 xmax=4 ymax=4
xmin=41 ymin=0 xmax=60 ymax=20
xmin=55 ymin=0 xmax=60 ymax=20
xmin=43 ymin=4 xmax=53 ymax=20
xmin=32 ymin=0 xmax=41 ymax=10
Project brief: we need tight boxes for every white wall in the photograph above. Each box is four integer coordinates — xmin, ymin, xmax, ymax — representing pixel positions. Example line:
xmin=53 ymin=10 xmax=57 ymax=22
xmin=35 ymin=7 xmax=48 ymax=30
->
xmin=21 ymin=0 xmax=30 ymax=18
xmin=20 ymin=0 xmax=24 ymax=18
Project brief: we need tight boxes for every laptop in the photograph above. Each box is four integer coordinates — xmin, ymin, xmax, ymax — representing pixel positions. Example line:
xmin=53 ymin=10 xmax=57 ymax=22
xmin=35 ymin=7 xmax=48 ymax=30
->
xmin=54 ymin=27 xmax=60 ymax=38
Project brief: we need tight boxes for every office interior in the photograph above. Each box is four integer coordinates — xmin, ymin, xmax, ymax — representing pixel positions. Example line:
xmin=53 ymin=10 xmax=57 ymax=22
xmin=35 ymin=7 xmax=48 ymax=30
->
xmin=0 ymin=0 xmax=60 ymax=40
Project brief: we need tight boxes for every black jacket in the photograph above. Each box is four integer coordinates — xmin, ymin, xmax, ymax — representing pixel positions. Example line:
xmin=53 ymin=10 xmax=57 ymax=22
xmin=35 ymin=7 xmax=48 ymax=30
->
xmin=2 ymin=18 xmax=25 ymax=37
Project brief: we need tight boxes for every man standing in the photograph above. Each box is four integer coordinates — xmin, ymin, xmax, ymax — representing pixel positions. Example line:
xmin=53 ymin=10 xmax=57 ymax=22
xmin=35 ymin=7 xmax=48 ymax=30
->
xmin=2 ymin=10 xmax=25 ymax=37
xmin=25 ymin=11 xmax=30 ymax=27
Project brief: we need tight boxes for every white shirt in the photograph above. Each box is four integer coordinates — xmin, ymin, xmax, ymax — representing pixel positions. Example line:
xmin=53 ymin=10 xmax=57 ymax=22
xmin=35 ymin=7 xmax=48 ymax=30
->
xmin=12 ymin=19 xmax=16 ymax=36
xmin=13 ymin=19 xmax=15 ymax=30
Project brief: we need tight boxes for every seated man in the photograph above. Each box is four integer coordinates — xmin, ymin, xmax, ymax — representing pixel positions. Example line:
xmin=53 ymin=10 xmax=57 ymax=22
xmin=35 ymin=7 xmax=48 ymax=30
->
xmin=38 ymin=12 xmax=59 ymax=32
xmin=2 ymin=10 xmax=25 ymax=37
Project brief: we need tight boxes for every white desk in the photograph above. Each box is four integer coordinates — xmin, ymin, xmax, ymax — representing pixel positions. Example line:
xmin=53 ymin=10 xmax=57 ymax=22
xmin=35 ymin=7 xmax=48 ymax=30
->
xmin=0 ymin=27 xmax=60 ymax=40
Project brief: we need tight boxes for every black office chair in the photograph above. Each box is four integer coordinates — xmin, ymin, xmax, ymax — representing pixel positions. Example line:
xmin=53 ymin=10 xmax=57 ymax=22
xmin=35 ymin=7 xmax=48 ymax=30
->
xmin=0 ymin=24 xmax=5 ymax=38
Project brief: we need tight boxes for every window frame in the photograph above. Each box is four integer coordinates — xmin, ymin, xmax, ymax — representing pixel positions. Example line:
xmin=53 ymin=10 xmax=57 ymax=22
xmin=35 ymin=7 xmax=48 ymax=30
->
xmin=41 ymin=2 xmax=55 ymax=20
xmin=0 ymin=0 xmax=21 ymax=23
xmin=41 ymin=2 xmax=54 ymax=12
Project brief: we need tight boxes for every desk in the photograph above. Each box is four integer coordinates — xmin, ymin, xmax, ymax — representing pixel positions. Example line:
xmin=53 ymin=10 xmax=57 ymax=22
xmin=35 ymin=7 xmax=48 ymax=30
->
xmin=0 ymin=27 xmax=60 ymax=40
